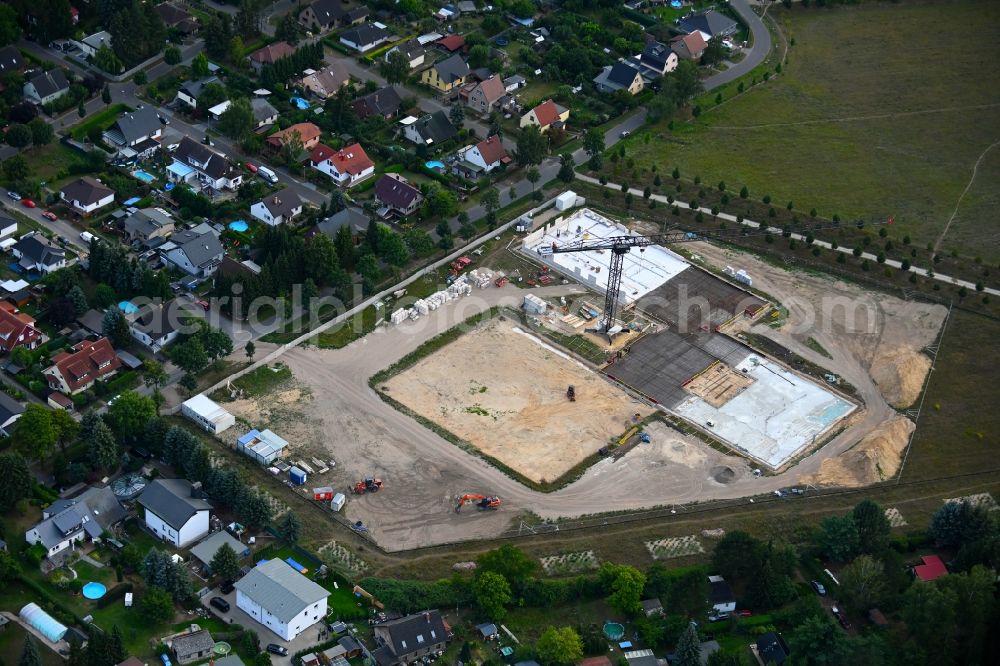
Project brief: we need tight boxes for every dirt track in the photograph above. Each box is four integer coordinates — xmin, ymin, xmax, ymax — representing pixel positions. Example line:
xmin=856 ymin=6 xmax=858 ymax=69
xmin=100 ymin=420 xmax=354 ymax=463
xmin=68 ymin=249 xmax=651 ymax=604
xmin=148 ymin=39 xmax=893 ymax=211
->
xmin=234 ymin=249 xmax=945 ymax=551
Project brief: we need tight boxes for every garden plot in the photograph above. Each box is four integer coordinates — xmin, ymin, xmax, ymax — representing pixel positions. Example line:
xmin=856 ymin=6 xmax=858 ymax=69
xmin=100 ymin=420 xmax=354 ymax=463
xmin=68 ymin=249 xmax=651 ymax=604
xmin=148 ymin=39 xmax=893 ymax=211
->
xmin=540 ymin=550 xmax=600 ymax=576
xmin=884 ymin=507 xmax=908 ymax=528
xmin=943 ymin=492 xmax=999 ymax=511
xmin=645 ymin=535 xmax=705 ymax=560
xmin=317 ymin=540 xmax=369 ymax=575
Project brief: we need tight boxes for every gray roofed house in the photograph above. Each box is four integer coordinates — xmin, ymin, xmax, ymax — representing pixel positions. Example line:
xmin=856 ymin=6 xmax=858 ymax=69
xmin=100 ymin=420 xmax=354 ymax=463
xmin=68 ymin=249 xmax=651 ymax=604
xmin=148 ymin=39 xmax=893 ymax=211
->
xmin=171 ymin=629 xmax=216 ymax=665
xmin=373 ymin=174 xmax=423 ymax=218
xmin=504 ymin=74 xmax=526 ymax=92
xmin=428 ymin=53 xmax=470 ymax=87
xmin=129 ymin=301 xmax=182 ymax=352
xmin=756 ymin=632 xmax=790 ymax=665
xmin=105 ymin=105 xmax=162 ymax=149
xmin=340 ymin=24 xmax=390 ymax=52
xmin=311 ymin=206 xmax=370 ymax=241
xmin=123 ymin=207 xmax=175 ymax=242
xmin=593 ymin=62 xmax=645 ymax=95
xmin=298 ymin=0 xmax=369 ymax=33
xmin=0 ymin=46 xmax=24 ymax=75
xmin=138 ymin=479 xmax=213 ymax=546
xmin=176 ymin=77 xmax=220 ymax=108
xmin=0 ymin=391 xmax=25 ymax=436
xmin=235 ymin=558 xmax=328 ymax=639
xmin=299 ymin=63 xmax=350 ymax=99
xmin=251 ymin=188 xmax=304 ymax=227
xmin=60 ymin=177 xmax=116 ymax=214
xmin=634 ymin=40 xmax=678 ymax=76
xmin=24 ymin=69 xmax=70 ymax=105
xmin=403 ymin=110 xmax=457 ymax=146
xmin=189 ymin=530 xmax=250 ymax=571
xmin=351 ymin=85 xmax=404 ymax=119
xmin=160 ymin=224 xmax=225 ymax=277
xmin=678 ymin=10 xmax=739 ymax=41
xmin=24 ymin=486 xmax=126 ymax=560
xmin=456 ymin=1 xmax=477 ymax=13
xmin=12 ymin=232 xmax=66 ymax=274
xmin=372 ymin=610 xmax=451 ymax=666
xmin=170 ymin=136 xmax=242 ymax=191
xmin=251 ymin=97 xmax=279 ymax=128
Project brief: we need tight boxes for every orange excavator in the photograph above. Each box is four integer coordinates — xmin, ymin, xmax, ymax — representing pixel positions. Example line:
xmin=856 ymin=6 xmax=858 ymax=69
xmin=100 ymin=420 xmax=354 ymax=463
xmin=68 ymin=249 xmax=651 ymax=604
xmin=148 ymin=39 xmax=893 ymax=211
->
xmin=353 ymin=477 xmax=384 ymax=494
xmin=455 ymin=494 xmax=502 ymax=513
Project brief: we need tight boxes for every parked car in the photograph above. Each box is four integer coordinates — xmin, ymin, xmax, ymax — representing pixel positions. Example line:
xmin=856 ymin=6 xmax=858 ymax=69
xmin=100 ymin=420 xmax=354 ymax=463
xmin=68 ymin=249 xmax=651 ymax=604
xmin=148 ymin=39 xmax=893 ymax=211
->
xmin=209 ymin=596 xmax=230 ymax=612
xmin=265 ymin=645 xmax=288 ymax=656
xmin=244 ymin=162 xmax=258 ymax=173
xmin=620 ymin=130 xmax=630 ymax=138
xmin=42 ymin=211 xmax=58 ymax=221
xmin=195 ymin=299 xmax=210 ymax=311
xmin=7 ymin=191 xmax=21 ymax=201
xmin=158 ymin=114 xmax=169 ymax=125
xmin=167 ymin=143 xmax=180 ymax=152
xmin=21 ymin=199 xmax=36 ymax=208
xmin=738 ymin=610 xmax=752 ymax=617
xmin=220 ymin=580 xmax=235 ymax=594
xmin=811 ymin=580 xmax=826 ymax=596
xmin=708 ymin=612 xmax=730 ymax=622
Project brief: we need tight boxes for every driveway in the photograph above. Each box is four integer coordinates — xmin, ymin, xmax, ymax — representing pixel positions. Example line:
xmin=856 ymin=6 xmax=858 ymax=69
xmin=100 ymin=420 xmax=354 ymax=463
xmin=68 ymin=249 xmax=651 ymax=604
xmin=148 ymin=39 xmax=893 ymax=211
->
xmin=703 ymin=0 xmax=772 ymax=91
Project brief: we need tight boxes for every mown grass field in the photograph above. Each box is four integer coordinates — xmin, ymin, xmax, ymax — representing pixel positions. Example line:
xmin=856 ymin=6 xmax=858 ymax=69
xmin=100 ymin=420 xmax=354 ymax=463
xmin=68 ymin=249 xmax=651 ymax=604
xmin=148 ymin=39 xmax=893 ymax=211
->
xmin=623 ymin=0 xmax=1000 ymax=261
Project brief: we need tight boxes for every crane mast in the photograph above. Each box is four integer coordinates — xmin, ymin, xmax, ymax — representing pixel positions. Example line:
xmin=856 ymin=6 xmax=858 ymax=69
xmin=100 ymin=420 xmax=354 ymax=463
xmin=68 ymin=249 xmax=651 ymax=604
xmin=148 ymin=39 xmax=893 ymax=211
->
xmin=545 ymin=218 xmax=889 ymax=334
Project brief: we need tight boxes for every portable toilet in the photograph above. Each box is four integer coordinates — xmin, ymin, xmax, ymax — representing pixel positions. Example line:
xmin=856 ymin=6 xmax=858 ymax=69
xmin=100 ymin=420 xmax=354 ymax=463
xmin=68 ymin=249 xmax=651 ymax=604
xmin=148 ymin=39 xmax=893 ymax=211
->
xmin=289 ymin=466 xmax=307 ymax=485
xmin=330 ymin=493 xmax=346 ymax=512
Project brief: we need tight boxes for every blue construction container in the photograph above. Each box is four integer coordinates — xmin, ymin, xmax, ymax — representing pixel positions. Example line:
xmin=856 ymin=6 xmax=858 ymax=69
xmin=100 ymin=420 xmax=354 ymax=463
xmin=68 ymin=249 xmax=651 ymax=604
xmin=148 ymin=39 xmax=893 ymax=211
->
xmin=289 ymin=466 xmax=307 ymax=485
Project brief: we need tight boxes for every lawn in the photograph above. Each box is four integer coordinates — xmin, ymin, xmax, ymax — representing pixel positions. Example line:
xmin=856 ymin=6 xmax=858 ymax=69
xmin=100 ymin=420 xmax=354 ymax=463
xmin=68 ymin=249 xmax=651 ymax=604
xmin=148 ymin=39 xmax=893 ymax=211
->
xmin=902 ymin=310 xmax=1000 ymax=482
xmin=19 ymin=143 xmax=90 ymax=182
xmin=0 ymin=622 xmax=64 ymax=666
xmin=622 ymin=0 xmax=1000 ymax=261
xmin=69 ymin=103 xmax=131 ymax=141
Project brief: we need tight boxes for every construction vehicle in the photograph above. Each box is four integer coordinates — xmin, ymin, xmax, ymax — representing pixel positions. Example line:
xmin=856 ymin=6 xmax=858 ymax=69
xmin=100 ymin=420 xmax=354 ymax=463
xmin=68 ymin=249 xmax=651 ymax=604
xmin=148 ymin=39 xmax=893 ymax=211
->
xmin=353 ymin=477 xmax=384 ymax=494
xmin=495 ymin=275 xmax=508 ymax=288
xmin=450 ymin=256 xmax=472 ymax=273
xmin=567 ymin=385 xmax=576 ymax=401
xmin=546 ymin=217 xmax=892 ymax=334
xmin=455 ymin=494 xmax=502 ymax=512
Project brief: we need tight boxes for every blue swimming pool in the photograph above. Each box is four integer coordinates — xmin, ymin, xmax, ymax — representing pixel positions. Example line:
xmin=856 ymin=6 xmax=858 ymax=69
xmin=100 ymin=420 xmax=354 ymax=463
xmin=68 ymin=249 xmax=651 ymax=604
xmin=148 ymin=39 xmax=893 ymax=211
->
xmin=290 ymin=96 xmax=310 ymax=110
xmin=228 ymin=220 xmax=249 ymax=232
xmin=132 ymin=170 xmax=156 ymax=184
xmin=671 ymin=0 xmax=682 ymax=7
xmin=81 ymin=582 xmax=107 ymax=600
xmin=425 ymin=160 xmax=445 ymax=170
xmin=118 ymin=301 xmax=139 ymax=314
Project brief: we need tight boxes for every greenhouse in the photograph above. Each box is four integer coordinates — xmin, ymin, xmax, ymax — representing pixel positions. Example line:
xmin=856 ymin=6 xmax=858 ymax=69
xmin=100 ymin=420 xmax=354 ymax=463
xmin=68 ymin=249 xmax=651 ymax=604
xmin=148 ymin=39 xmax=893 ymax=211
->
xmin=19 ymin=602 xmax=67 ymax=642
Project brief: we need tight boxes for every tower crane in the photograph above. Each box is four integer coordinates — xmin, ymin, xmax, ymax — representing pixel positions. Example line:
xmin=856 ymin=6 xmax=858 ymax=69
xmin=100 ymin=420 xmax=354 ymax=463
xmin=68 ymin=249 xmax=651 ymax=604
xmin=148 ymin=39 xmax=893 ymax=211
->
xmin=540 ymin=217 xmax=891 ymax=334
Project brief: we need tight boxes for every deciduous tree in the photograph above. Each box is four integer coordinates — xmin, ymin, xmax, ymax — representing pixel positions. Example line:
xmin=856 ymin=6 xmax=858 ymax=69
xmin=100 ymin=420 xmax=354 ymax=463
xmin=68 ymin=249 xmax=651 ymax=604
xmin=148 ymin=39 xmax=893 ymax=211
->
xmin=0 ymin=452 xmax=31 ymax=510
xmin=535 ymin=626 xmax=583 ymax=665
xmin=472 ymin=571 xmax=511 ymax=622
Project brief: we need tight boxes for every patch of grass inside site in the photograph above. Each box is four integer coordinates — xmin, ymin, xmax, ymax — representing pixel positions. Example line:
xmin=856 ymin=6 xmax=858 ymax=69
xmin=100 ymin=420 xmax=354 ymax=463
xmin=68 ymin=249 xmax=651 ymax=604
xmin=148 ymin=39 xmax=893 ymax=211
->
xmin=369 ymin=307 xmax=613 ymax=493
xmin=902 ymin=310 xmax=1000 ymax=482
xmin=211 ymin=363 xmax=291 ymax=402
xmin=611 ymin=0 xmax=1000 ymax=261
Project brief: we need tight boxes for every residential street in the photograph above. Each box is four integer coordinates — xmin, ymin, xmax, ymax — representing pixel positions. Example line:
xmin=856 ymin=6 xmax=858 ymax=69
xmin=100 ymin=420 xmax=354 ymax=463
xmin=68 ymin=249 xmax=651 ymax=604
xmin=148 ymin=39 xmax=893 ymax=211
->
xmin=702 ymin=0 xmax=772 ymax=91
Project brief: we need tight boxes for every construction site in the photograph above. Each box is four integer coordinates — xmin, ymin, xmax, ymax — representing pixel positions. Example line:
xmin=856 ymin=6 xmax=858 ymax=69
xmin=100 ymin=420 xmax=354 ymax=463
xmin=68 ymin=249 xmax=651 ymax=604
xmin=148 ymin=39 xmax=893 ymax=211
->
xmin=217 ymin=200 xmax=947 ymax=551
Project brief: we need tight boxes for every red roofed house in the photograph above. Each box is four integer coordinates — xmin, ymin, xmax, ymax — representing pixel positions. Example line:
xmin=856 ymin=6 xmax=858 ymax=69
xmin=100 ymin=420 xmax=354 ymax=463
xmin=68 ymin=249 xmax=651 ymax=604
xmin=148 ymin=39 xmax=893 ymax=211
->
xmin=577 ymin=657 xmax=613 ymax=666
xmin=45 ymin=338 xmax=121 ymax=395
xmin=914 ymin=555 xmax=948 ymax=582
xmin=247 ymin=41 xmax=297 ymax=74
xmin=455 ymin=135 xmax=511 ymax=178
xmin=267 ymin=123 xmax=322 ymax=152
xmin=0 ymin=301 xmax=43 ymax=353
xmin=309 ymin=143 xmax=375 ymax=187
xmin=671 ymin=31 xmax=707 ymax=61
xmin=437 ymin=35 xmax=465 ymax=53
xmin=520 ymin=99 xmax=570 ymax=133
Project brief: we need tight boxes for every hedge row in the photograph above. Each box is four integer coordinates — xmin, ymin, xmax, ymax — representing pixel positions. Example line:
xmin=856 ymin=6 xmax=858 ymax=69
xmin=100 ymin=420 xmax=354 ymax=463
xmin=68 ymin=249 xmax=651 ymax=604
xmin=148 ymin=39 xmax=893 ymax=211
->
xmin=96 ymin=582 xmax=133 ymax=609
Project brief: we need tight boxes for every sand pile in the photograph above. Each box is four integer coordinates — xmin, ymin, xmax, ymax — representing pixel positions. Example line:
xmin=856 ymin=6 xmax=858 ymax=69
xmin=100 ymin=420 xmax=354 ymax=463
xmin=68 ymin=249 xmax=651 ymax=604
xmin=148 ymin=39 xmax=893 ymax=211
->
xmin=800 ymin=416 xmax=914 ymax=487
xmin=869 ymin=348 xmax=931 ymax=408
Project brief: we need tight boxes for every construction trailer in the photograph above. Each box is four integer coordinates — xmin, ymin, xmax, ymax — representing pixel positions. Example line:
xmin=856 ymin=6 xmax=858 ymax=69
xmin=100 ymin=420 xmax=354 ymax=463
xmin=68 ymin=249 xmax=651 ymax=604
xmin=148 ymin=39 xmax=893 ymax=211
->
xmin=181 ymin=395 xmax=236 ymax=434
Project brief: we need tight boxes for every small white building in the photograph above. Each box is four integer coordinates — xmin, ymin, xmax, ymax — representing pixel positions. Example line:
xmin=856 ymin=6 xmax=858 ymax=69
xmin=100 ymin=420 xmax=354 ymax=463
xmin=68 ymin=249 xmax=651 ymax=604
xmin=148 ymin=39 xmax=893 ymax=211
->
xmin=523 ymin=294 xmax=547 ymax=315
xmin=235 ymin=559 xmax=329 ymax=640
xmin=555 ymin=190 xmax=579 ymax=211
xmin=181 ymin=394 xmax=235 ymax=434
xmin=137 ymin=479 xmax=212 ymax=547
xmin=236 ymin=428 xmax=289 ymax=465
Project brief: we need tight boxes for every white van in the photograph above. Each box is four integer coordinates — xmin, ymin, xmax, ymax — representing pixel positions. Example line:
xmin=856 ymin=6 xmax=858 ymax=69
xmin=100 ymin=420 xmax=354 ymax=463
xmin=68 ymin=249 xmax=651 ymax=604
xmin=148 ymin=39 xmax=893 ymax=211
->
xmin=79 ymin=231 xmax=96 ymax=243
xmin=257 ymin=166 xmax=279 ymax=184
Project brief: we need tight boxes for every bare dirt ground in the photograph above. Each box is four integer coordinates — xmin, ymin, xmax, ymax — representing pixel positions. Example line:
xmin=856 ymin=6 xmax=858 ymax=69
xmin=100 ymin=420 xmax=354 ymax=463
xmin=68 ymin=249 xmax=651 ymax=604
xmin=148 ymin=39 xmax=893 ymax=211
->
xmin=384 ymin=318 xmax=651 ymax=483
xmin=227 ymin=242 xmax=946 ymax=551
xmin=686 ymin=242 xmax=947 ymax=487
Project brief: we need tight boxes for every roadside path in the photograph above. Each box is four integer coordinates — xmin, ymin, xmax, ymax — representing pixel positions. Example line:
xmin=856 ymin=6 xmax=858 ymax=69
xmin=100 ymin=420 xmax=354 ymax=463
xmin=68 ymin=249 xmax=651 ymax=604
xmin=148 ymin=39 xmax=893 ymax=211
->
xmin=575 ymin=173 xmax=1000 ymax=297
